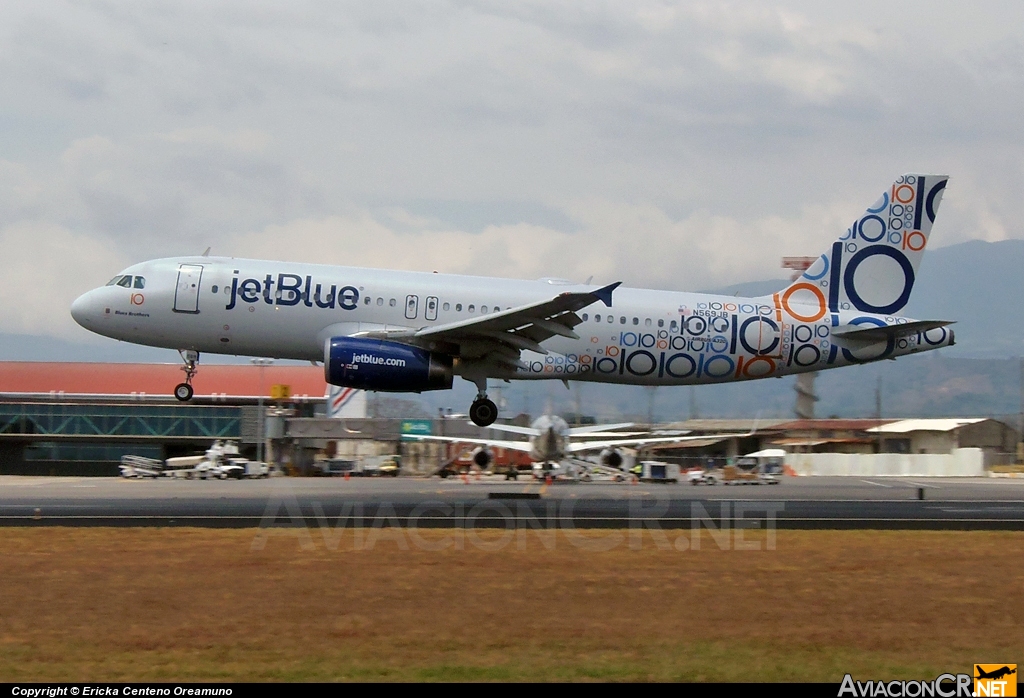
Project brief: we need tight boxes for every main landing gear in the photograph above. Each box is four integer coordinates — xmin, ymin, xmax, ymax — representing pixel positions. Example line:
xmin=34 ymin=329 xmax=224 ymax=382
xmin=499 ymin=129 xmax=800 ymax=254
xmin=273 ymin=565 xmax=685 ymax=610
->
xmin=174 ymin=350 xmax=199 ymax=402
xmin=468 ymin=379 xmax=498 ymax=427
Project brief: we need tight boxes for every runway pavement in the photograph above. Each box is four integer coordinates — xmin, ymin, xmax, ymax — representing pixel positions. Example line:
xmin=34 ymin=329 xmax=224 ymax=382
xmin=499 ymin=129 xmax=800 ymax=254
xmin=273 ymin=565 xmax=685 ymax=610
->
xmin=2 ymin=474 xmax=1024 ymax=529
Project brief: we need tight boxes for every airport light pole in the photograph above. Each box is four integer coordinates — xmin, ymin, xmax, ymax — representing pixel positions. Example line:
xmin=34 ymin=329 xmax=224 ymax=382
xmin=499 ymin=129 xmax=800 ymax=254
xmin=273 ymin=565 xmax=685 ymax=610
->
xmin=252 ymin=358 xmax=273 ymax=464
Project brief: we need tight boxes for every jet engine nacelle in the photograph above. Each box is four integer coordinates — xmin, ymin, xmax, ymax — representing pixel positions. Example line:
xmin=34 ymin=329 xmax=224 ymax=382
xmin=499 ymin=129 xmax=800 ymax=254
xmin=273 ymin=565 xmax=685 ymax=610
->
xmin=325 ymin=337 xmax=453 ymax=392
xmin=471 ymin=447 xmax=493 ymax=469
xmin=599 ymin=448 xmax=624 ymax=469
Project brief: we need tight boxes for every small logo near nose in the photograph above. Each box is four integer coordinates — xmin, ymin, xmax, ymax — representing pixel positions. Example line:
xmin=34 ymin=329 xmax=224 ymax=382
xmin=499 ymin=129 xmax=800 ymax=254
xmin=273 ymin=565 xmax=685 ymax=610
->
xmin=131 ymin=293 xmax=145 ymax=305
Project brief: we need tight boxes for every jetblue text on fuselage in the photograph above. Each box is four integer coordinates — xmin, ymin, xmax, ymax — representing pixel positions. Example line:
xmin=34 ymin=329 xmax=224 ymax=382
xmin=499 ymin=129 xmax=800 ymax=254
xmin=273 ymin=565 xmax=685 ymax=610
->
xmin=224 ymin=271 xmax=360 ymax=310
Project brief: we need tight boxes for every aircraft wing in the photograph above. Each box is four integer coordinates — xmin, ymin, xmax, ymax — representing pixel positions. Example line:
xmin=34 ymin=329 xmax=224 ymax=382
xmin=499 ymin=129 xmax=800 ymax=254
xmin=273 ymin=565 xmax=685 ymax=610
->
xmin=402 ymin=433 xmax=534 ymax=453
xmin=567 ymin=432 xmax=751 ymax=453
xmin=412 ymin=282 xmax=621 ymax=367
xmin=486 ymin=423 xmax=541 ymax=437
xmin=566 ymin=422 xmax=636 ymax=436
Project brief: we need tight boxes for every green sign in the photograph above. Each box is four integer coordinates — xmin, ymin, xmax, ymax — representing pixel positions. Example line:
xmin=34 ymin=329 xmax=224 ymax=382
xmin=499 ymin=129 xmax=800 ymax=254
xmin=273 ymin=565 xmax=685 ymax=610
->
xmin=400 ymin=420 xmax=433 ymax=440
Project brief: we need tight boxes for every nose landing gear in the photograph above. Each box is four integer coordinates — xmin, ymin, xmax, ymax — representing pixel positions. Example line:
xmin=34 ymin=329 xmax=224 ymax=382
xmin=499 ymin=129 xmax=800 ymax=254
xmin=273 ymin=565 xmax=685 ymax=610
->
xmin=174 ymin=350 xmax=199 ymax=402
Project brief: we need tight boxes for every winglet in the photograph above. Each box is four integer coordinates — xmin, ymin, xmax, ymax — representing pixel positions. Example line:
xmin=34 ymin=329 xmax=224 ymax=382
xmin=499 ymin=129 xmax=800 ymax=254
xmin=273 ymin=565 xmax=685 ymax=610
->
xmin=592 ymin=281 xmax=621 ymax=307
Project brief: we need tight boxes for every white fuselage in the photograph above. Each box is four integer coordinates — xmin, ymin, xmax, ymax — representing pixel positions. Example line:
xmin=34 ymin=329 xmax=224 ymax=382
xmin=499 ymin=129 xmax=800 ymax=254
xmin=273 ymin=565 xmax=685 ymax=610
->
xmin=71 ymin=255 xmax=953 ymax=387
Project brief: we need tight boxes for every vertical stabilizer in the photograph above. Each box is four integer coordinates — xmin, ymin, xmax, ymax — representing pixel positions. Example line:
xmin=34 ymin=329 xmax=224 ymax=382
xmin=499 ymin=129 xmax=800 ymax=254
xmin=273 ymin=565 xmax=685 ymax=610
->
xmin=777 ymin=174 xmax=948 ymax=317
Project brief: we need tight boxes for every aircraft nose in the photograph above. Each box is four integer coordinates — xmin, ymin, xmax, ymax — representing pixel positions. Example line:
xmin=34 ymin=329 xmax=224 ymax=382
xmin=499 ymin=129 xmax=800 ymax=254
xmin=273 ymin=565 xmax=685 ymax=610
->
xmin=71 ymin=290 xmax=100 ymax=329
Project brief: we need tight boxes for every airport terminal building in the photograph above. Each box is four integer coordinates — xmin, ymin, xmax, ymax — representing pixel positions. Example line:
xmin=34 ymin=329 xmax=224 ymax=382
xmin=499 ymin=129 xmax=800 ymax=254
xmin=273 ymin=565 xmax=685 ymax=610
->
xmin=0 ymin=362 xmax=326 ymax=475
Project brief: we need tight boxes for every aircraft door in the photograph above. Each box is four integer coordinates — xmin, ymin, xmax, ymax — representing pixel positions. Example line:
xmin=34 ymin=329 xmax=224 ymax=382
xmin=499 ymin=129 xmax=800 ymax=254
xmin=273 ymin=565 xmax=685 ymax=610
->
xmin=174 ymin=264 xmax=204 ymax=313
xmin=405 ymin=295 xmax=419 ymax=320
xmin=425 ymin=296 xmax=438 ymax=321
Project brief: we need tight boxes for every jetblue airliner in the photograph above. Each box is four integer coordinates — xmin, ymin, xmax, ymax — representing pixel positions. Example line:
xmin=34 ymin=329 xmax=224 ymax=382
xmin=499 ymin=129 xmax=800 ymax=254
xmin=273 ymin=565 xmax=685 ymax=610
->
xmin=71 ymin=174 xmax=953 ymax=426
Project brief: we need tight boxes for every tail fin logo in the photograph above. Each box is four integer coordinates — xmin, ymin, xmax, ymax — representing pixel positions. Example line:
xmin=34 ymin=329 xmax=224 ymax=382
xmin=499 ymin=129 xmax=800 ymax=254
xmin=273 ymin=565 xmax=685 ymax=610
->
xmin=779 ymin=174 xmax=948 ymax=317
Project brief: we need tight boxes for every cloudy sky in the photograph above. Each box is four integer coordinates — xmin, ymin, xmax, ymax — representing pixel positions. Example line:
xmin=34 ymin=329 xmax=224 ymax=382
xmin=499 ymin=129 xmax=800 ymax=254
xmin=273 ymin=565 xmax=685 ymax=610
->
xmin=3 ymin=1 xmax=1024 ymax=350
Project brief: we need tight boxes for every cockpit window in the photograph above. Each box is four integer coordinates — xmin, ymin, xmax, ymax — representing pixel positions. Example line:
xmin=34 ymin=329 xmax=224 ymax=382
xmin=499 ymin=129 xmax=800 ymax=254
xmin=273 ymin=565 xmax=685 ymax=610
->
xmin=106 ymin=275 xmax=125 ymax=286
xmin=116 ymin=276 xmax=132 ymax=288
xmin=133 ymin=276 xmax=145 ymax=289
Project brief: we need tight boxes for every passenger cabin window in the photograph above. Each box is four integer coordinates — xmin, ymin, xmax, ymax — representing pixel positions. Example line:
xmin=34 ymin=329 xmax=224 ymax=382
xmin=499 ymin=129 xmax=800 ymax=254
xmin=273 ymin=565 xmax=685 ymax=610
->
xmin=389 ymin=298 xmax=396 ymax=307
xmin=211 ymin=285 xmax=219 ymax=294
xmin=670 ymin=320 xmax=678 ymax=332
xmin=644 ymin=318 xmax=651 ymax=327
xmin=607 ymin=316 xmax=613 ymax=323
xmin=620 ymin=316 xmax=626 ymax=324
xmin=116 ymin=276 xmax=132 ymax=288
xmin=377 ymin=298 xmax=383 ymax=306
xmin=443 ymin=302 xmax=450 ymax=311
xmin=632 ymin=317 xmax=639 ymax=325
xmin=594 ymin=314 xmax=600 ymax=322
xmin=658 ymin=319 xmax=664 ymax=328
xmin=133 ymin=276 xmax=145 ymax=289
xmin=364 ymin=296 xmax=371 ymax=305
xmin=468 ymin=304 xmax=475 ymax=313
xmin=456 ymin=304 xmax=462 ymax=311
xmin=481 ymin=305 xmax=488 ymax=313
xmin=582 ymin=313 xmax=588 ymax=321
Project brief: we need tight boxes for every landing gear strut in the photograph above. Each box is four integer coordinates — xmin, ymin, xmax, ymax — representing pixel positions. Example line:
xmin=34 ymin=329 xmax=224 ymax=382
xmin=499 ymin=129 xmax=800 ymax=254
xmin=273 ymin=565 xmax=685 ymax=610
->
xmin=174 ymin=350 xmax=199 ymax=402
xmin=468 ymin=378 xmax=498 ymax=427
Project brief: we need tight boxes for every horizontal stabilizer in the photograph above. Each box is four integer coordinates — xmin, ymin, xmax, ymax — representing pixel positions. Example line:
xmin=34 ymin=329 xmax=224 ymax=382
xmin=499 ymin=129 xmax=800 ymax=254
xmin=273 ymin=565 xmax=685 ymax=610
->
xmin=831 ymin=320 xmax=954 ymax=342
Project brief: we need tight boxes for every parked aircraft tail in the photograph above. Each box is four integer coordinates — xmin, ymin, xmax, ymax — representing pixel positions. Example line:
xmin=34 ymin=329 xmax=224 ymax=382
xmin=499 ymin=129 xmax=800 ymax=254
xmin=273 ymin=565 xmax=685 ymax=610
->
xmin=776 ymin=174 xmax=948 ymax=317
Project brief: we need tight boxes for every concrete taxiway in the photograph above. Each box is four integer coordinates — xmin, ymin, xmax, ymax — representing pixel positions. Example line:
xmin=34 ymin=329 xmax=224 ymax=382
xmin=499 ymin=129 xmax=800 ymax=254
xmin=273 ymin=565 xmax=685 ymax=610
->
xmin=1 ymin=475 xmax=1023 ymax=529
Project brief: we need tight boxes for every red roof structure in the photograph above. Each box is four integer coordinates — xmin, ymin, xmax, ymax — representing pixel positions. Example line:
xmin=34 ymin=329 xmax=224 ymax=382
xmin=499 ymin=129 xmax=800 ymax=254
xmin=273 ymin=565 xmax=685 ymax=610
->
xmin=0 ymin=362 xmax=327 ymax=402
